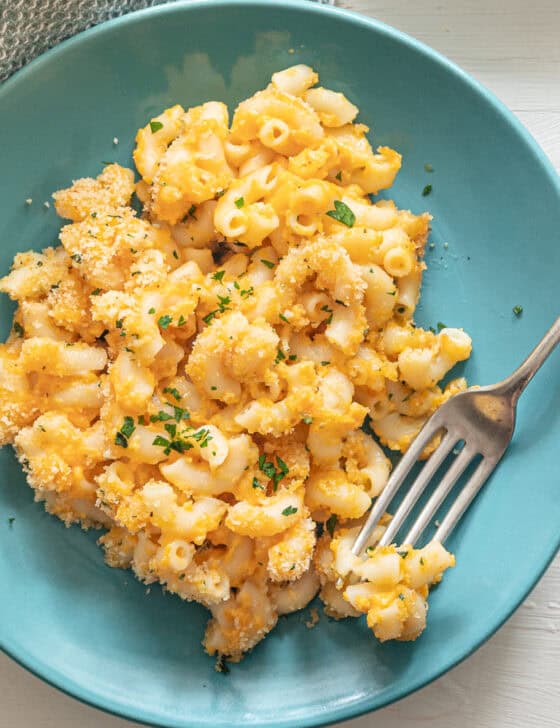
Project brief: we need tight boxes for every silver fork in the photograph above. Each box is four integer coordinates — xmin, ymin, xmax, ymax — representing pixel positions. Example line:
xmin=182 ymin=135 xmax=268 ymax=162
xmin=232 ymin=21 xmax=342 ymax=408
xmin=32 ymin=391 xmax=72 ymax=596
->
xmin=352 ymin=317 xmax=560 ymax=555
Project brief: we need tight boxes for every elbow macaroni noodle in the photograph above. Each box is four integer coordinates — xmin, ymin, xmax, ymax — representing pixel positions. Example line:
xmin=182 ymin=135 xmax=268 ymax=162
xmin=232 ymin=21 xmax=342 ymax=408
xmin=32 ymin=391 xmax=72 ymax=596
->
xmin=0 ymin=66 xmax=470 ymax=663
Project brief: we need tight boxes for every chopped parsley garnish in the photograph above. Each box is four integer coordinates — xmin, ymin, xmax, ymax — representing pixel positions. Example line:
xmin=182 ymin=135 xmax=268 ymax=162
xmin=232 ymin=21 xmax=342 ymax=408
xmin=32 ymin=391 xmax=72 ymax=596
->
xmin=148 ymin=307 xmax=156 ymax=314
xmin=120 ymin=416 xmax=135 ymax=439
xmin=424 ymin=163 xmax=434 ymax=173
xmin=335 ymin=171 xmax=342 ymax=181
xmin=163 ymin=387 xmax=181 ymax=402
xmin=302 ymin=416 xmax=313 ymax=424
xmin=91 ymin=288 xmax=102 ymax=296
xmin=150 ymin=410 xmax=174 ymax=422
xmin=215 ymin=189 xmax=225 ymax=199
xmin=234 ymin=197 xmax=244 ymax=208
xmin=260 ymin=259 xmax=275 ymax=269
xmin=275 ymin=349 xmax=286 ymax=365
xmin=149 ymin=120 xmax=164 ymax=133
xmin=422 ymin=184 xmax=433 ymax=196
xmin=279 ymin=313 xmax=289 ymax=323
xmin=326 ymin=200 xmax=355 ymax=227
xmin=436 ymin=321 xmax=446 ymax=331
xmin=398 ymin=593 xmax=405 ymax=601
xmin=288 ymin=354 xmax=297 ymax=361
xmin=177 ymin=315 xmax=187 ymax=327
xmin=71 ymin=253 xmax=82 ymax=263
xmin=258 ymin=454 xmax=289 ymax=491
xmin=212 ymin=270 xmax=225 ymax=282
xmin=158 ymin=314 xmax=173 ymax=329
xmin=282 ymin=506 xmax=298 ymax=516
xmin=164 ymin=422 xmax=177 ymax=438
xmin=252 ymin=477 xmax=264 ymax=490
xmin=386 ymin=290 xmax=396 ymax=296
xmin=13 ymin=322 xmax=24 ymax=337
xmin=210 ymin=385 xmax=217 ymax=391
xmin=320 ymin=360 xmax=330 ymax=366
xmin=91 ymin=211 xmax=97 ymax=218
xmin=138 ymin=415 xmax=146 ymax=425
xmin=203 ymin=310 xmax=217 ymax=325
xmin=399 ymin=550 xmax=409 ymax=559
xmin=172 ymin=250 xmax=179 ymax=259
xmin=326 ymin=514 xmax=337 ymax=537
xmin=240 ymin=286 xmax=254 ymax=299
xmin=173 ymin=406 xmax=190 ymax=422
xmin=420 ymin=557 xmax=425 ymax=566
xmin=8 ymin=517 xmax=15 ymax=527
xmin=513 ymin=305 xmax=523 ymax=317
xmin=396 ymin=306 xmax=406 ymax=314
xmin=187 ymin=204 xmax=197 ymax=220
xmin=114 ymin=431 xmax=128 ymax=448
xmin=115 ymin=318 xmax=124 ymax=329
xmin=217 ymin=295 xmax=231 ymax=312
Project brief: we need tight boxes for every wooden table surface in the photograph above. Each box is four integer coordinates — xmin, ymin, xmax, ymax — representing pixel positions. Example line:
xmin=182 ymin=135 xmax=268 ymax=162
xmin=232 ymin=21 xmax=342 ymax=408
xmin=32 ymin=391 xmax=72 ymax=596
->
xmin=2 ymin=1 xmax=559 ymax=726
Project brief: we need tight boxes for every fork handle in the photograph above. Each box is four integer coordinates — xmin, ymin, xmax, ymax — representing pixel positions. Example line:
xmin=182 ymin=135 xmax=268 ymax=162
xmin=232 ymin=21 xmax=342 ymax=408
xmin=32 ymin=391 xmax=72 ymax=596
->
xmin=498 ymin=316 xmax=560 ymax=399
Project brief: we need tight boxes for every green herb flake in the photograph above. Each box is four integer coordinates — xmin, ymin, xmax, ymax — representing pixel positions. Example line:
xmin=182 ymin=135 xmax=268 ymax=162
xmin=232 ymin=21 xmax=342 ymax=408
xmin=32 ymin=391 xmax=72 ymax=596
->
xmin=120 ymin=416 xmax=135 ymax=439
xmin=138 ymin=415 xmax=146 ymax=425
xmin=420 ymin=557 xmax=425 ymax=566
xmin=158 ymin=314 xmax=173 ymax=329
xmin=217 ymin=295 xmax=231 ymax=312
xmin=148 ymin=307 xmax=156 ymax=315
xmin=320 ymin=360 xmax=330 ymax=366
xmin=174 ymin=406 xmax=190 ymax=422
xmin=335 ymin=171 xmax=342 ymax=181
xmin=164 ymin=422 xmax=177 ymax=438
xmin=71 ymin=253 xmax=82 ymax=263
xmin=399 ymin=550 xmax=408 ymax=559
xmin=513 ymin=305 xmax=523 ymax=317
xmin=302 ymin=415 xmax=313 ymax=424
xmin=326 ymin=200 xmax=355 ymax=228
xmin=422 ymin=184 xmax=433 ymax=196
xmin=91 ymin=288 xmax=102 ymax=296
xmin=172 ymin=249 xmax=179 ymax=259
xmin=282 ymin=506 xmax=298 ymax=516
xmin=437 ymin=321 xmax=446 ymax=331
xmin=288 ymin=354 xmax=297 ymax=361
xmin=212 ymin=270 xmax=225 ymax=282
xmin=279 ymin=313 xmax=289 ymax=323
xmin=203 ymin=310 xmax=218 ymax=325
xmin=398 ymin=593 xmax=405 ymax=601
xmin=260 ymin=259 xmax=275 ymax=269
xmin=115 ymin=318 xmax=124 ymax=329
xmin=8 ymin=517 xmax=15 ymax=527
xmin=114 ymin=431 xmax=128 ymax=448
xmin=234 ymin=197 xmax=244 ymax=209
xmin=275 ymin=349 xmax=286 ymax=364
xmin=187 ymin=204 xmax=197 ymax=220
xmin=150 ymin=410 xmax=174 ymax=423
xmin=164 ymin=387 xmax=181 ymax=401
xmin=150 ymin=120 xmax=164 ymax=133
xmin=13 ymin=322 xmax=24 ymax=337
xmin=252 ymin=477 xmax=264 ymax=490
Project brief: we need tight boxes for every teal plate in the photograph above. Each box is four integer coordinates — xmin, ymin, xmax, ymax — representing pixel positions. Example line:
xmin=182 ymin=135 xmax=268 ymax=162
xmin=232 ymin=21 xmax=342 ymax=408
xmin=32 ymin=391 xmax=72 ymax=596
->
xmin=0 ymin=2 xmax=559 ymax=727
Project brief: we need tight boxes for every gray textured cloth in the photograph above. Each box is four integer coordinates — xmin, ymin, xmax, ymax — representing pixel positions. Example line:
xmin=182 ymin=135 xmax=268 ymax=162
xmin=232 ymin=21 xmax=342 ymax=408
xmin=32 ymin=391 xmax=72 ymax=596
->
xmin=0 ymin=0 xmax=335 ymax=82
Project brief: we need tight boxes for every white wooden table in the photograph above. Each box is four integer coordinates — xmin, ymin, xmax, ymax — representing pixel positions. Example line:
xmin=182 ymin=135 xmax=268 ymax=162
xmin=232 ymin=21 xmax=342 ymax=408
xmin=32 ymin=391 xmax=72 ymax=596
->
xmin=2 ymin=1 xmax=559 ymax=726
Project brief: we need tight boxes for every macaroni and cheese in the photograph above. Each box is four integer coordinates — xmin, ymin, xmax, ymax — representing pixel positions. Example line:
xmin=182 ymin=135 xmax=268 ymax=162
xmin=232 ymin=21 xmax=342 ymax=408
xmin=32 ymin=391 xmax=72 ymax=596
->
xmin=0 ymin=66 xmax=470 ymax=663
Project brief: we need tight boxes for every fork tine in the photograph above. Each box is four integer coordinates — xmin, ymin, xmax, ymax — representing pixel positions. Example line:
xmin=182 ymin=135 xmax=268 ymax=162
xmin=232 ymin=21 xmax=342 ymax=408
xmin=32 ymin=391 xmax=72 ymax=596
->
xmin=351 ymin=417 xmax=446 ymax=555
xmin=376 ymin=431 xmax=457 ymax=547
xmin=433 ymin=456 xmax=498 ymax=544
xmin=401 ymin=445 xmax=477 ymax=546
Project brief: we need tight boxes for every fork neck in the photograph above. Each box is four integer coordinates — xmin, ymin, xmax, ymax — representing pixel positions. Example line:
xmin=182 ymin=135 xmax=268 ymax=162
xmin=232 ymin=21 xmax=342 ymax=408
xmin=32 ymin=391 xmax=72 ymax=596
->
xmin=495 ymin=316 xmax=560 ymax=401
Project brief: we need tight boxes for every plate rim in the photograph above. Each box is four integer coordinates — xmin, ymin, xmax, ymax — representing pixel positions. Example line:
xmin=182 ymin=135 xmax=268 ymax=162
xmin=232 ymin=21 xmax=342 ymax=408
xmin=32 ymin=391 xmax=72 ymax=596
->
xmin=1 ymin=1 xmax=559 ymax=727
